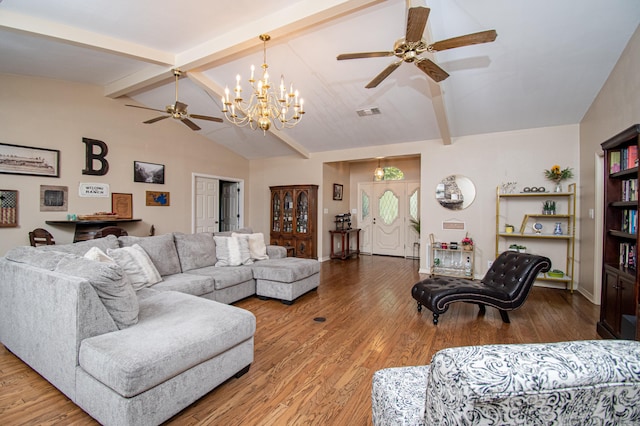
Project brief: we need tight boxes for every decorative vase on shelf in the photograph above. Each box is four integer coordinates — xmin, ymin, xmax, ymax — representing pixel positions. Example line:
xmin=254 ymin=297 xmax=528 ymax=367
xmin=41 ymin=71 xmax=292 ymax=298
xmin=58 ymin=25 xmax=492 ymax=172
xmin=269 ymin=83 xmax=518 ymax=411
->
xmin=554 ymin=222 xmax=563 ymax=235
xmin=554 ymin=181 xmax=563 ymax=193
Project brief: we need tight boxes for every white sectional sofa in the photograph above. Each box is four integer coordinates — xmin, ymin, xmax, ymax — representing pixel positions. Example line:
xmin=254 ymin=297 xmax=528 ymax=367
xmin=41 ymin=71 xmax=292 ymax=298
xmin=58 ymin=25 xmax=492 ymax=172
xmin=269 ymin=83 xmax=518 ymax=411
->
xmin=0 ymin=229 xmax=320 ymax=426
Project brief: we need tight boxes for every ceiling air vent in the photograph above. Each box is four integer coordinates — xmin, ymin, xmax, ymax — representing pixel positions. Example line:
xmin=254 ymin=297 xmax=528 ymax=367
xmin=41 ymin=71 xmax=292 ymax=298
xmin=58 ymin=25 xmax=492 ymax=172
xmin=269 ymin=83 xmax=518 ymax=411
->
xmin=356 ymin=107 xmax=381 ymax=117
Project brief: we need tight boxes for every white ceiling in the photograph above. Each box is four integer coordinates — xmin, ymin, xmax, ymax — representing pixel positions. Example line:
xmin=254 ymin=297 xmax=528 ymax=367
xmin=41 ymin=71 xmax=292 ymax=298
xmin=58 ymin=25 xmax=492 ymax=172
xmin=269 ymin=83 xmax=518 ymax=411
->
xmin=1 ymin=0 xmax=639 ymax=160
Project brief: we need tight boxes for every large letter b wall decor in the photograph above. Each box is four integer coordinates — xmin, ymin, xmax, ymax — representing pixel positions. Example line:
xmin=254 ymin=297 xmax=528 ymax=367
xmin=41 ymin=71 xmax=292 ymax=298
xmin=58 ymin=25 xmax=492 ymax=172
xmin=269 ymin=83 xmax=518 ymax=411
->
xmin=82 ymin=137 xmax=109 ymax=175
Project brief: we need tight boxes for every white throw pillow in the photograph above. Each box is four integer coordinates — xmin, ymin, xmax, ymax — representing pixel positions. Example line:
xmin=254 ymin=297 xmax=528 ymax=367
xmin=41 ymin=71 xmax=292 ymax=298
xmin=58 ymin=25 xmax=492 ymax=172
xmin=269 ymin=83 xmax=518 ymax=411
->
xmin=214 ymin=236 xmax=253 ymax=266
xmin=84 ymin=246 xmax=115 ymax=263
xmin=107 ymin=244 xmax=162 ymax=290
xmin=232 ymin=232 xmax=269 ymax=261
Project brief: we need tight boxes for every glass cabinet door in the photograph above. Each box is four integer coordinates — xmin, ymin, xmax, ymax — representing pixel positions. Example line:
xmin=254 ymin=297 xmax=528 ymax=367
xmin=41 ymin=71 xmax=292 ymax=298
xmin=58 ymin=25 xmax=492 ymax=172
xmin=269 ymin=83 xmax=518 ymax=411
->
xmin=296 ymin=190 xmax=308 ymax=234
xmin=271 ymin=191 xmax=281 ymax=232
xmin=283 ymin=191 xmax=293 ymax=233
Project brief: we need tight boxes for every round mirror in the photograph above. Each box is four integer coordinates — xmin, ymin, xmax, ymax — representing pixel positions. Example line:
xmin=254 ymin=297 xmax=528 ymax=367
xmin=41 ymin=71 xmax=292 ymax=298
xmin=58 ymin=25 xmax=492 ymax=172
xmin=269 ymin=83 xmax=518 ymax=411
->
xmin=435 ymin=175 xmax=476 ymax=210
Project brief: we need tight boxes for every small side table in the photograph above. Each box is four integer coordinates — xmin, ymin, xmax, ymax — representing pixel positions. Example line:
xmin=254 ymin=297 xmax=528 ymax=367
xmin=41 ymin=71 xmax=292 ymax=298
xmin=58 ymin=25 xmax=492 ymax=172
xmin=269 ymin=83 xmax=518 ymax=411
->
xmin=329 ymin=228 xmax=361 ymax=260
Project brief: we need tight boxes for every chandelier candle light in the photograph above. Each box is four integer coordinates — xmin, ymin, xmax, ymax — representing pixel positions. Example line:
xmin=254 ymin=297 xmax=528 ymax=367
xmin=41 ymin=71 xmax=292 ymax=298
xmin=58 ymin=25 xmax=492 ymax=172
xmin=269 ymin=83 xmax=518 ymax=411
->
xmin=221 ymin=34 xmax=304 ymax=133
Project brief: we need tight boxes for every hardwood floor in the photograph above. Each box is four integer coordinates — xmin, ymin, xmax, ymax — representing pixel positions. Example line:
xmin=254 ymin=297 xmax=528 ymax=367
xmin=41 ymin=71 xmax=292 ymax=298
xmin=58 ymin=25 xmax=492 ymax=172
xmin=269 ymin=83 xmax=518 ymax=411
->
xmin=0 ymin=256 xmax=600 ymax=425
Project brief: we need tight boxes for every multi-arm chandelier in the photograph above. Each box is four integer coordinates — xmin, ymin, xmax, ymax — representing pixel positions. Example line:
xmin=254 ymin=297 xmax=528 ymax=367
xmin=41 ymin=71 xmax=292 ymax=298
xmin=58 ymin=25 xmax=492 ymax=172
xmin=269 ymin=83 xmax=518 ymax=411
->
xmin=221 ymin=34 xmax=305 ymax=133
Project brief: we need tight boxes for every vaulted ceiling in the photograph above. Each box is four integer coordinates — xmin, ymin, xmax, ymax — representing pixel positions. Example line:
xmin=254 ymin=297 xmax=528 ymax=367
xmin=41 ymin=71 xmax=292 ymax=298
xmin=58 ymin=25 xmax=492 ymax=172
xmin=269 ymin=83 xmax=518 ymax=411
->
xmin=1 ymin=0 xmax=639 ymax=159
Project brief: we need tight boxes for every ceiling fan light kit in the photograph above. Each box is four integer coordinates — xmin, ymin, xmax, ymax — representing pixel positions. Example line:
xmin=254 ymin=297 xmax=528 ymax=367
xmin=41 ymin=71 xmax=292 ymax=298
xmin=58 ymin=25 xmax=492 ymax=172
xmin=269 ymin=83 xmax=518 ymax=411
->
xmin=125 ymin=69 xmax=223 ymax=131
xmin=221 ymin=34 xmax=305 ymax=134
xmin=337 ymin=4 xmax=497 ymax=88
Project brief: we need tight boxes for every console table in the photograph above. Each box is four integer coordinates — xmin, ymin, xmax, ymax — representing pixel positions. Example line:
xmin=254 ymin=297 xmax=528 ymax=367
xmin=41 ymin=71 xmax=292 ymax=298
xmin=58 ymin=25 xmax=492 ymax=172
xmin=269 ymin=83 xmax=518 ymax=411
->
xmin=329 ymin=228 xmax=361 ymax=260
xmin=45 ymin=219 xmax=141 ymax=242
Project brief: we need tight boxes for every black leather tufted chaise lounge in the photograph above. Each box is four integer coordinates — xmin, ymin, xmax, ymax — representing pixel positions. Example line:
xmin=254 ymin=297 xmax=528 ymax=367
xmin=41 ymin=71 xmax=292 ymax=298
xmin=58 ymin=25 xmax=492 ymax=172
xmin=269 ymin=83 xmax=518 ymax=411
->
xmin=412 ymin=251 xmax=551 ymax=325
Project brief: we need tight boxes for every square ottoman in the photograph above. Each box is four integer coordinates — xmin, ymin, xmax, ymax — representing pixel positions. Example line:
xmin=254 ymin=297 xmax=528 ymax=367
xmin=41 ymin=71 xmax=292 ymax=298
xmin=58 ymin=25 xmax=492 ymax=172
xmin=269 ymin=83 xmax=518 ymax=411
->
xmin=250 ymin=258 xmax=320 ymax=304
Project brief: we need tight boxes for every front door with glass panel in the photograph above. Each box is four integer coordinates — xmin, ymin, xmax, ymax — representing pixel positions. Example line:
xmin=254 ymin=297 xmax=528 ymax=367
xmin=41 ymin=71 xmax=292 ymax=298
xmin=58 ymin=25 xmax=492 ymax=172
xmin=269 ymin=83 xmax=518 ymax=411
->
xmin=372 ymin=182 xmax=406 ymax=256
xmin=359 ymin=181 xmax=419 ymax=257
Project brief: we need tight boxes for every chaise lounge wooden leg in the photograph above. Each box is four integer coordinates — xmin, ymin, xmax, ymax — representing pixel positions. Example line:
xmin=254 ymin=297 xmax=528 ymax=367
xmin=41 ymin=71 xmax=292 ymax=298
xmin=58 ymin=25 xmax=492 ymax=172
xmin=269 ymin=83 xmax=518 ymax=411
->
xmin=499 ymin=310 xmax=510 ymax=323
xmin=477 ymin=303 xmax=486 ymax=315
xmin=432 ymin=313 xmax=439 ymax=325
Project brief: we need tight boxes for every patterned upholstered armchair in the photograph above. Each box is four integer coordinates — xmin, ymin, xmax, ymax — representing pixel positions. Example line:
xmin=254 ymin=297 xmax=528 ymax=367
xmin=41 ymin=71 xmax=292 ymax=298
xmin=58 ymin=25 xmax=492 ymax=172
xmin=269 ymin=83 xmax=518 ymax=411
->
xmin=372 ymin=340 xmax=640 ymax=425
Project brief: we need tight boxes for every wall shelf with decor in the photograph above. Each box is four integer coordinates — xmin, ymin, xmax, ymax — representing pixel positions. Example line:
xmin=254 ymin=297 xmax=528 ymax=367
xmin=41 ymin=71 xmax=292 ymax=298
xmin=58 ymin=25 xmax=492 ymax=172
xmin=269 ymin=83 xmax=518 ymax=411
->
xmin=495 ymin=184 xmax=576 ymax=291
xmin=270 ymin=185 xmax=318 ymax=259
xmin=598 ymin=124 xmax=640 ymax=341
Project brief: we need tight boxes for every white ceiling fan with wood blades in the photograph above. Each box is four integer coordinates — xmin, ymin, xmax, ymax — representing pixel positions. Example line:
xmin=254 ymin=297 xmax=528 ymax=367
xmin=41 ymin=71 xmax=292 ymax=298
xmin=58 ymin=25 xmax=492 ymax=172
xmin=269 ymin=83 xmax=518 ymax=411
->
xmin=126 ymin=69 xmax=223 ymax=131
xmin=337 ymin=0 xmax=497 ymax=88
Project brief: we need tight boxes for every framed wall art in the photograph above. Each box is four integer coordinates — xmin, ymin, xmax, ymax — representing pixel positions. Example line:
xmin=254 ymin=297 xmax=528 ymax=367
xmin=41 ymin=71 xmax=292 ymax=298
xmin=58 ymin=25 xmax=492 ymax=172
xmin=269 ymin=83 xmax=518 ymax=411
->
xmin=0 ymin=143 xmax=60 ymax=177
xmin=0 ymin=189 xmax=18 ymax=227
xmin=146 ymin=191 xmax=170 ymax=206
xmin=333 ymin=183 xmax=343 ymax=201
xmin=134 ymin=161 xmax=165 ymax=184
xmin=40 ymin=185 xmax=68 ymax=212
xmin=111 ymin=193 xmax=133 ymax=219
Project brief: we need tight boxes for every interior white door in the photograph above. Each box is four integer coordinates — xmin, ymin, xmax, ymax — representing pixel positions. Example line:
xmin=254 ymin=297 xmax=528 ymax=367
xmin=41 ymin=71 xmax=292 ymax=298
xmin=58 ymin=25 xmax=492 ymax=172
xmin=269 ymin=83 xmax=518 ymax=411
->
xmin=195 ymin=176 xmax=219 ymax=233
xmin=357 ymin=183 xmax=373 ymax=254
xmin=372 ymin=182 xmax=406 ymax=256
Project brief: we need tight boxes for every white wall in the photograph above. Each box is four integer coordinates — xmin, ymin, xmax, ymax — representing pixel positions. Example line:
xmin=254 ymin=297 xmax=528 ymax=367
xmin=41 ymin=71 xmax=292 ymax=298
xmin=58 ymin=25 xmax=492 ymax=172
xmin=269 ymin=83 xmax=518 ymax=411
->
xmin=0 ymin=74 xmax=250 ymax=255
xmin=250 ymin=125 xmax=580 ymax=285
xmin=579 ymin=25 xmax=640 ymax=303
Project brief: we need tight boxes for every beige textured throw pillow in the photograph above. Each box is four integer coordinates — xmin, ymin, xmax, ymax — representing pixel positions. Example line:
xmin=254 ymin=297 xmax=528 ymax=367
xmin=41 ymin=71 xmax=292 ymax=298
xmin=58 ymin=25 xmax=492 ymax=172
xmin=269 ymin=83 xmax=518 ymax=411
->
xmin=106 ymin=244 xmax=162 ymax=290
xmin=214 ymin=236 xmax=253 ymax=266
xmin=232 ymin=232 xmax=269 ymax=260
xmin=84 ymin=246 xmax=115 ymax=263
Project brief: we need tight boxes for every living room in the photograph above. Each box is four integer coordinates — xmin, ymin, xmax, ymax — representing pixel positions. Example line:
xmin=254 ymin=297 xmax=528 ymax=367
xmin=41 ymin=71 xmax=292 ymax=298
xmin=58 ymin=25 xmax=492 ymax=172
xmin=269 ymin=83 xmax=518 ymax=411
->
xmin=1 ymin=1 xmax=640 ymax=424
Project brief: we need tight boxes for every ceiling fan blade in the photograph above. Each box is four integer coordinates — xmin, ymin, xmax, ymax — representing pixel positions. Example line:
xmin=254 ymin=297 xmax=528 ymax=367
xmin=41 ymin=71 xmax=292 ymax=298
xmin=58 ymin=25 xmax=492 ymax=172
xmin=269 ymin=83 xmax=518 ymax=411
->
xmin=189 ymin=114 xmax=224 ymax=123
xmin=429 ymin=30 xmax=497 ymax=52
xmin=126 ymin=104 xmax=167 ymax=113
xmin=181 ymin=118 xmax=201 ymax=131
xmin=415 ymin=58 xmax=449 ymax=82
xmin=174 ymin=101 xmax=188 ymax=114
xmin=365 ymin=61 xmax=402 ymax=89
xmin=406 ymin=6 xmax=430 ymax=43
xmin=337 ymin=51 xmax=394 ymax=60
xmin=144 ymin=115 xmax=170 ymax=124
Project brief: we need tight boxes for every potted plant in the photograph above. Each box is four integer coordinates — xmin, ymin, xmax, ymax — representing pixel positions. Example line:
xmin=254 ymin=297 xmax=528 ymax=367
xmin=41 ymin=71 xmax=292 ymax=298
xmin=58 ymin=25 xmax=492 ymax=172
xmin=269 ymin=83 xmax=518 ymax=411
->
xmin=542 ymin=200 xmax=556 ymax=215
xmin=409 ymin=218 xmax=420 ymax=234
xmin=544 ymin=165 xmax=574 ymax=193
xmin=461 ymin=235 xmax=473 ymax=251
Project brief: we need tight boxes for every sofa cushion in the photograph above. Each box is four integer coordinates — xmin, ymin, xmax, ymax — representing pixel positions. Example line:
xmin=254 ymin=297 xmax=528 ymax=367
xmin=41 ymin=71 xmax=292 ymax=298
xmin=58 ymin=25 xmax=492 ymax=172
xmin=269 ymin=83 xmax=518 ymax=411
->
xmin=232 ymin=232 xmax=269 ymax=261
xmin=186 ymin=265 xmax=255 ymax=290
xmin=250 ymin=258 xmax=320 ymax=282
xmin=173 ymin=232 xmax=217 ymax=271
xmin=39 ymin=234 xmax=119 ymax=256
xmin=118 ymin=233 xmax=181 ymax=276
xmin=106 ymin=245 xmax=162 ymax=290
xmin=55 ymin=255 xmax=139 ymax=329
xmin=4 ymin=245 xmax=69 ymax=270
xmin=214 ymin=236 xmax=252 ymax=266
xmin=78 ymin=291 xmax=256 ymax=398
xmin=149 ymin=272 xmax=215 ymax=296
xmin=4 ymin=247 xmax=138 ymax=329
xmin=266 ymin=245 xmax=287 ymax=259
